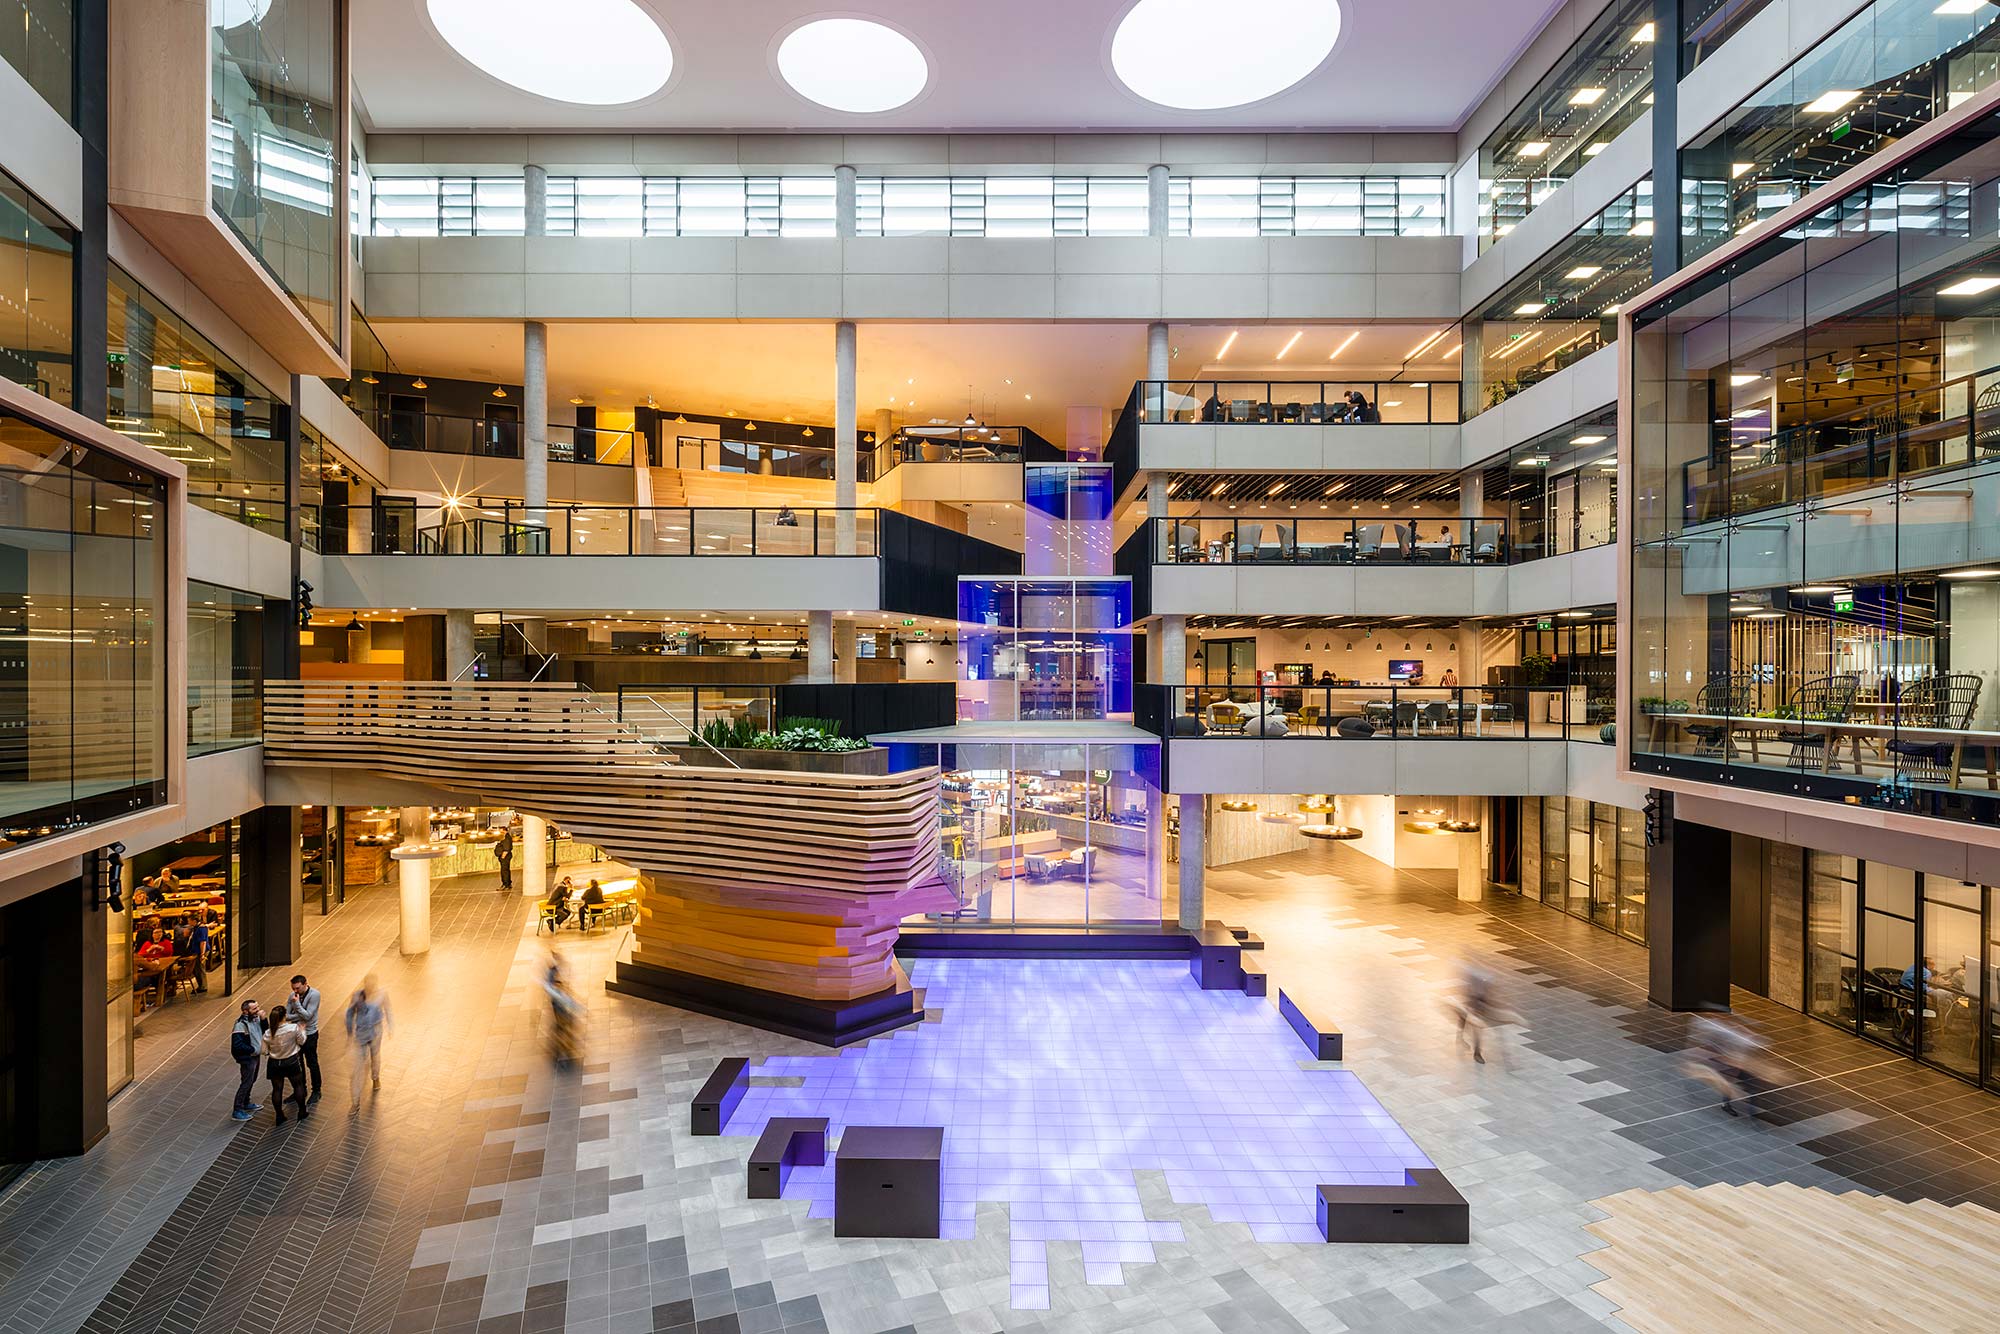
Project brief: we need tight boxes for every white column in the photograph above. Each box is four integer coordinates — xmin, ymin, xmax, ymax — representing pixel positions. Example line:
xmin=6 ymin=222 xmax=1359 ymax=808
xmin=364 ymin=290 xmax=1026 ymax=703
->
xmin=521 ymin=813 xmax=548 ymax=899
xmin=523 ymin=319 xmax=549 ymax=521
xmin=1177 ymin=794 xmax=1206 ymax=931
xmin=395 ymin=806 xmax=435 ymax=957
xmin=444 ymin=609 xmax=476 ymax=679
xmin=1456 ymin=796 xmax=1484 ymax=902
xmin=1146 ymin=473 xmax=1169 ymax=519
xmin=806 ymin=609 xmax=834 ymax=683
xmin=835 ymin=321 xmax=858 ymax=553
xmin=834 ymin=618 xmax=858 ymax=684
xmin=874 ymin=405 xmax=893 ymax=471
xmin=524 ymin=163 xmax=548 ymax=237
xmin=835 ymin=163 xmax=857 ymax=240
xmin=1146 ymin=321 xmax=1169 ymax=381
xmin=1147 ymin=164 xmax=1169 ymax=238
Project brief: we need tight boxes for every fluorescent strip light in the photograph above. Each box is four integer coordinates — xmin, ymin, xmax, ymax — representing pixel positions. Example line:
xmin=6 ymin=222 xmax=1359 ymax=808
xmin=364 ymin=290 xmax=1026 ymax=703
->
xmin=1583 ymin=143 xmax=1607 ymax=156
xmin=1404 ymin=329 xmax=1445 ymax=359
xmin=1275 ymin=330 xmax=1303 ymax=360
xmin=1935 ymin=0 xmax=1988 ymax=15
xmin=1565 ymin=266 xmax=1602 ymax=279
xmin=1601 ymin=303 xmax=1621 ymax=315
xmin=1216 ymin=330 xmax=1239 ymax=359
xmin=1327 ymin=330 xmax=1360 ymax=360
xmin=1633 ymin=22 xmax=1655 ymax=41
xmin=1630 ymin=220 xmax=1654 ymax=236
xmin=1939 ymin=276 xmax=2000 ymax=295
xmin=1570 ymin=87 xmax=1606 ymax=105
xmin=1942 ymin=567 xmax=2000 ymax=578
xmin=1514 ymin=302 xmax=1546 ymax=315
xmin=1790 ymin=584 xmax=1848 ymax=595
xmin=1730 ymin=373 xmax=1762 ymax=386
xmin=1570 ymin=434 xmax=1607 ymax=445
xmin=1731 ymin=162 xmax=1756 ymax=178
xmin=1802 ymin=90 xmax=1860 ymax=114
xmin=1517 ymin=141 xmax=1551 ymax=157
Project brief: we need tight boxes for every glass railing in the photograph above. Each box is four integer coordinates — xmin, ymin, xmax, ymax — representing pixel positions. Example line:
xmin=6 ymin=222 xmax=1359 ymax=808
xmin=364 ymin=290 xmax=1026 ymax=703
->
xmin=1134 ymin=380 xmax=1460 ymax=425
xmin=368 ymin=408 xmax=634 ymax=466
xmin=368 ymin=504 xmax=881 ymax=556
xmin=874 ymin=426 xmax=1031 ymax=469
xmin=1137 ymin=683 xmax=1602 ymax=741
xmin=1681 ymin=363 xmax=2000 ymax=524
xmin=1145 ymin=515 xmax=1509 ymax=565
xmin=1682 ymin=0 xmax=1774 ymax=71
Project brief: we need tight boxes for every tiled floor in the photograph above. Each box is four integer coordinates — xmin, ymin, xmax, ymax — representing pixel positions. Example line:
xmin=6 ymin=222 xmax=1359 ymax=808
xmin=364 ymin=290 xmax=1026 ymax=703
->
xmin=1 ymin=848 xmax=1996 ymax=1334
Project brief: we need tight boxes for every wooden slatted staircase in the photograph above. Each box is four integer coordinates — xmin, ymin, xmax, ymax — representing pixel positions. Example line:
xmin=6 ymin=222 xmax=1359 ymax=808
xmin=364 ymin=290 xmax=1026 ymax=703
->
xmin=1583 ymin=1180 xmax=2000 ymax=1331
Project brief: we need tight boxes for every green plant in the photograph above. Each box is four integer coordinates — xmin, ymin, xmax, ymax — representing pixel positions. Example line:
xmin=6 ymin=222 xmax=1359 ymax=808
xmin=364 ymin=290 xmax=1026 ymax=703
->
xmin=697 ymin=716 xmax=758 ymax=751
xmin=1522 ymin=653 xmax=1556 ymax=686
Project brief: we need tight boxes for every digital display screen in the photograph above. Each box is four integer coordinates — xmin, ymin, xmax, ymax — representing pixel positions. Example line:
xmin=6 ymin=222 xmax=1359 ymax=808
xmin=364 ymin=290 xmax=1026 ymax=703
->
xmin=1388 ymin=659 xmax=1423 ymax=680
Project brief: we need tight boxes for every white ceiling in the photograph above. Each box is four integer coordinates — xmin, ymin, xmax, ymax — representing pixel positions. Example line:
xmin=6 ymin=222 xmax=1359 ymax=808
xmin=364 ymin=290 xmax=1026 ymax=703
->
xmin=372 ymin=320 xmax=1455 ymax=439
xmin=352 ymin=0 xmax=1566 ymax=133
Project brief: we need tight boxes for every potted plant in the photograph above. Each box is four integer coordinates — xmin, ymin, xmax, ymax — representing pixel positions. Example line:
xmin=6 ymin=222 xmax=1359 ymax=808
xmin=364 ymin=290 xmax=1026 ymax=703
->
xmin=673 ymin=716 xmax=887 ymax=774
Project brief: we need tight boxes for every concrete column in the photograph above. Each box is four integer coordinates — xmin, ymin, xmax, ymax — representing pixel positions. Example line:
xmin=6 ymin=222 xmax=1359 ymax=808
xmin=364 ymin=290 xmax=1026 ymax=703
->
xmin=1147 ymin=163 xmax=1169 ymax=238
xmin=874 ymin=405 xmax=894 ymax=469
xmin=524 ymin=163 xmax=548 ymax=237
xmin=1176 ymin=794 xmax=1205 ymax=931
xmin=445 ymin=609 xmax=477 ymax=679
xmin=1456 ymin=796 xmax=1484 ymax=902
xmin=1145 ymin=782 xmax=1165 ymax=909
xmin=834 ymin=618 xmax=858 ymax=684
xmin=835 ymin=163 xmax=857 ymax=239
xmin=397 ymin=855 xmax=434 ymax=957
xmin=1457 ymin=618 xmax=1485 ymax=691
xmin=521 ymin=813 xmax=548 ymax=899
xmin=806 ymin=609 xmax=834 ymax=683
xmin=523 ymin=319 xmax=549 ymax=520
xmin=1146 ymin=321 xmax=1169 ymax=381
xmin=835 ymin=321 xmax=858 ymax=553
xmin=1647 ymin=797 xmax=1733 ymax=1012
xmin=1160 ymin=614 xmax=1186 ymax=716
xmin=1146 ymin=472 xmax=1170 ymax=519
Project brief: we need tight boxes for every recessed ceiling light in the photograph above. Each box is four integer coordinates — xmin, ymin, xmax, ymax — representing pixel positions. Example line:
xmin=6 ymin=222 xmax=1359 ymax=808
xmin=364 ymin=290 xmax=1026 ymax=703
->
xmin=1569 ymin=87 xmax=1606 ymax=105
xmin=1583 ymin=143 xmax=1607 ymax=156
xmin=1517 ymin=141 xmax=1551 ymax=157
xmin=1730 ymin=373 xmax=1763 ymax=385
xmin=1935 ymin=0 xmax=1991 ymax=13
xmin=426 ymin=0 xmax=672 ymax=105
xmin=1942 ymin=567 xmax=2000 ymax=578
xmin=1275 ymin=330 xmax=1304 ymax=359
xmin=1328 ymin=331 xmax=1360 ymax=360
xmin=1216 ymin=330 xmax=1239 ymax=359
xmin=1939 ymin=276 xmax=2000 ymax=296
xmin=1633 ymin=22 xmax=1656 ymax=41
xmin=1802 ymin=89 xmax=1861 ymax=114
xmin=1570 ymin=434 xmax=1608 ymax=445
xmin=1732 ymin=162 xmax=1756 ymax=178
xmin=1565 ymin=266 xmax=1602 ymax=279
xmin=1513 ymin=302 xmax=1546 ymax=315
xmin=1630 ymin=220 xmax=1654 ymax=236
xmin=1110 ymin=0 xmax=1342 ymax=110
xmin=777 ymin=18 xmax=928 ymax=113
xmin=1790 ymin=584 xmax=1849 ymax=595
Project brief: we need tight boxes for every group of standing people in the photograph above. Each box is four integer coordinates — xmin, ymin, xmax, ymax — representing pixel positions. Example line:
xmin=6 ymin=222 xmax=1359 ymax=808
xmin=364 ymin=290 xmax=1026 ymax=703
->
xmin=230 ymin=974 xmax=390 ymax=1123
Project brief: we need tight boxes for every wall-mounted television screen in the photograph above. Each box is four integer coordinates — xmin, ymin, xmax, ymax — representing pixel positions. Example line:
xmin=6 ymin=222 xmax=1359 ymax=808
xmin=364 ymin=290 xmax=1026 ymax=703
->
xmin=1388 ymin=659 xmax=1423 ymax=681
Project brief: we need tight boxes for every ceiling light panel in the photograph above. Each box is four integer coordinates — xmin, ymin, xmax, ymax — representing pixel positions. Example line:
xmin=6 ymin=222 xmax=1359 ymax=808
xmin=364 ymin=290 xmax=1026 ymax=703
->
xmin=1111 ymin=0 xmax=1343 ymax=110
xmin=777 ymin=19 xmax=929 ymax=113
xmin=426 ymin=0 xmax=673 ymax=105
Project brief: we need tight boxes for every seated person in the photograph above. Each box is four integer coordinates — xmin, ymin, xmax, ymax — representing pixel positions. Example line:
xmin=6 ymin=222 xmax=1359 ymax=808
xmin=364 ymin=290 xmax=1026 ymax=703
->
xmin=171 ymin=920 xmax=208 ymax=993
xmin=775 ymin=504 xmax=799 ymax=527
xmin=135 ymin=927 xmax=175 ymax=1006
xmin=544 ymin=877 xmax=573 ymax=927
xmin=579 ymin=878 xmax=606 ymax=928
xmin=133 ymin=875 xmax=164 ymax=910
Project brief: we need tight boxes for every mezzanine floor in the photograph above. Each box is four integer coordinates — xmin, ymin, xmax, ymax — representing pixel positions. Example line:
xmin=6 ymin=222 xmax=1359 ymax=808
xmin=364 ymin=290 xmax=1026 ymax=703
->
xmin=0 ymin=853 xmax=1995 ymax=1334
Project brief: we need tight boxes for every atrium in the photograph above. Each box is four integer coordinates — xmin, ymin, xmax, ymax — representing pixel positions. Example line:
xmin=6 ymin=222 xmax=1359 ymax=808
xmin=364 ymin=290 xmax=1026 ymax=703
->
xmin=2 ymin=1 xmax=1998 ymax=1331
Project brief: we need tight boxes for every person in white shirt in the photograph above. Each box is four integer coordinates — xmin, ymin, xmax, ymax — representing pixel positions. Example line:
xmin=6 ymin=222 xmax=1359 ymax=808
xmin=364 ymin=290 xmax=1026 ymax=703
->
xmin=263 ymin=1002 xmax=311 ymax=1124
xmin=289 ymin=974 xmax=323 ymax=1103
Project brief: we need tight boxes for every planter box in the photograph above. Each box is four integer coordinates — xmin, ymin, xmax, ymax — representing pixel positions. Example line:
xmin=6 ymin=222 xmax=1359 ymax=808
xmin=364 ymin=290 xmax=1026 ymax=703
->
xmin=665 ymin=745 xmax=890 ymax=776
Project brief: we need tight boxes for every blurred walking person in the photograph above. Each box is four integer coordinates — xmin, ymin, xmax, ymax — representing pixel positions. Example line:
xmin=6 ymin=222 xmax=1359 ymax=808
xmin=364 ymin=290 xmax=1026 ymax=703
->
xmin=346 ymin=976 xmax=390 ymax=1109
xmin=542 ymin=951 xmax=582 ymax=1069
xmin=1684 ymin=1015 xmax=1780 ymax=1116
xmin=1447 ymin=963 xmax=1519 ymax=1065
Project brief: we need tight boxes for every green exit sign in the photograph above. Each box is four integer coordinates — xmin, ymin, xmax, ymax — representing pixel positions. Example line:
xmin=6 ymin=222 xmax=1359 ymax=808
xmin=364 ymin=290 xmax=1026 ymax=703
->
xmin=901 ymin=618 xmax=915 ymax=626
xmin=1536 ymin=617 xmax=1553 ymax=630
xmin=1834 ymin=594 xmax=1855 ymax=612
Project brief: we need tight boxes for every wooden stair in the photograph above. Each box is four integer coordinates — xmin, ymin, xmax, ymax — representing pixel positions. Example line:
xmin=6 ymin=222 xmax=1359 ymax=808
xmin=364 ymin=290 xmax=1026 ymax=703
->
xmin=645 ymin=466 xmax=688 ymax=507
xmin=1582 ymin=1181 xmax=2000 ymax=1332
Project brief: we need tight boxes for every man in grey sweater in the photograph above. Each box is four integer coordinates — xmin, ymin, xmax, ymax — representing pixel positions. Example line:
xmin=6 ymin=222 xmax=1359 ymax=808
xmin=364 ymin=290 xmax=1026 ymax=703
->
xmin=290 ymin=974 xmax=323 ymax=1103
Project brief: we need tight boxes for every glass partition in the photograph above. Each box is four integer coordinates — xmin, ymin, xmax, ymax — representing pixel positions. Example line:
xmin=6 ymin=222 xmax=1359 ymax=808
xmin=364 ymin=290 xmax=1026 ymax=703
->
xmin=1139 ymin=683 xmax=1583 ymax=740
xmin=1682 ymin=0 xmax=2000 ymax=262
xmin=1 ymin=0 xmax=72 ymax=122
xmin=1682 ymin=0 xmax=1774 ymax=72
xmin=1168 ymin=176 xmax=1447 ymax=237
xmin=0 ymin=166 xmax=74 ymax=406
xmin=1136 ymin=380 xmax=1459 ymax=425
xmin=1476 ymin=0 xmax=1657 ymax=249
xmin=209 ymin=0 xmax=342 ymax=343
xmin=1146 ymin=516 xmax=1507 ymax=564
xmin=0 ymin=409 xmax=168 ymax=849
xmin=1480 ymin=411 xmax=1617 ymax=561
xmin=187 ymin=582 xmax=262 ymax=756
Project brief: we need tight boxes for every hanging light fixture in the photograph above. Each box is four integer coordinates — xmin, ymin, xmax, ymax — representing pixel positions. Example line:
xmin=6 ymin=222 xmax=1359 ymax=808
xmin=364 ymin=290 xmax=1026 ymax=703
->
xmin=1298 ymin=795 xmax=1338 ymax=813
xmin=744 ymin=420 xmax=757 ymax=432
xmin=1219 ymin=799 xmax=1258 ymax=813
xmin=410 ymin=377 xmax=428 ymax=390
xmin=491 ymin=385 xmax=508 ymax=399
xmin=360 ymin=371 xmax=379 ymax=385
xmin=1261 ymin=811 xmax=1307 ymax=826
xmin=569 ymin=395 xmax=585 ymax=406
xmin=1301 ymin=823 xmax=1363 ymax=840
xmin=802 ymin=426 xmax=814 ymax=438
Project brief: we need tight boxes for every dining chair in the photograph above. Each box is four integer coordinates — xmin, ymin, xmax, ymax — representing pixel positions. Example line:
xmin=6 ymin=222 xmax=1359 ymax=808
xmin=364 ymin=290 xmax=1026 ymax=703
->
xmin=1687 ymin=675 xmax=1757 ymax=757
xmin=1886 ymin=673 xmax=1983 ymax=784
xmin=1472 ymin=521 xmax=1501 ymax=561
xmin=1775 ymin=674 xmax=1861 ymax=769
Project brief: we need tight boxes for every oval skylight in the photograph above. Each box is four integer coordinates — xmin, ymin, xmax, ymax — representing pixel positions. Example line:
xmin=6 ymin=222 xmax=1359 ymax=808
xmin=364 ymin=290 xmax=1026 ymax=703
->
xmin=777 ymin=19 xmax=929 ymax=114
xmin=427 ymin=0 xmax=673 ymax=106
xmin=1111 ymin=0 xmax=1342 ymax=110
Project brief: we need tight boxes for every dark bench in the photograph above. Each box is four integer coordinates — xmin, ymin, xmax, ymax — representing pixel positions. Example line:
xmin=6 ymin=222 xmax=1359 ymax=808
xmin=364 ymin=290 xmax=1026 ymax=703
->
xmin=1239 ymin=956 xmax=1268 ymax=997
xmin=1189 ymin=927 xmax=1243 ymax=990
xmin=1221 ymin=924 xmax=1265 ymax=951
xmin=1279 ymin=989 xmax=1342 ymax=1060
xmin=1316 ymin=1169 xmax=1468 ymax=1244
xmin=834 ymin=1125 xmax=942 ymax=1238
xmin=690 ymin=1058 xmax=748 ymax=1136
xmin=748 ymin=1116 xmax=828 ymax=1199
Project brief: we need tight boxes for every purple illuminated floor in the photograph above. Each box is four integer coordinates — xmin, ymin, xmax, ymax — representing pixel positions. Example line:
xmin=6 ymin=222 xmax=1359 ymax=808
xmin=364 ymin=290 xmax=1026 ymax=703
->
xmin=727 ymin=957 xmax=1434 ymax=1311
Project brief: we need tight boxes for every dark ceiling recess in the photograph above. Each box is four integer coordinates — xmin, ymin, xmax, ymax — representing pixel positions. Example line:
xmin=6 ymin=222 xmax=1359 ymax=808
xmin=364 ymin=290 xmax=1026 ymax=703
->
xmin=1164 ymin=471 xmax=1462 ymax=508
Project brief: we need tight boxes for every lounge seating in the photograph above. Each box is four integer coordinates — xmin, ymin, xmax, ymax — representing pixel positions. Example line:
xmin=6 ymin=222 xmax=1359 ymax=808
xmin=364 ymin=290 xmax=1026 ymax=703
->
xmin=1885 ymin=673 xmax=1983 ymax=783
xmin=1774 ymin=674 xmax=1860 ymax=769
xmin=1687 ymin=675 xmax=1756 ymax=757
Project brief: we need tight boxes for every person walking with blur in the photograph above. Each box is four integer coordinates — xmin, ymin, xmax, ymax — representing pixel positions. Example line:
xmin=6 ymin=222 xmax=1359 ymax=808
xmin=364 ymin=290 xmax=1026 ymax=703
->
xmin=345 ymin=976 xmax=390 ymax=1109
xmin=1448 ymin=963 xmax=1519 ymax=1065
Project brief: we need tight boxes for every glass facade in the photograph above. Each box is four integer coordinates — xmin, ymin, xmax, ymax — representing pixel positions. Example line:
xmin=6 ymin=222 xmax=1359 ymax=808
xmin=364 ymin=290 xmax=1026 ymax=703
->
xmin=0 ymin=166 xmax=74 ymax=406
xmin=1801 ymin=852 xmax=1998 ymax=1089
xmin=1478 ymin=409 xmax=1618 ymax=561
xmin=1629 ymin=108 xmax=2000 ymax=824
xmin=1683 ymin=0 xmax=2000 ymax=262
xmin=1476 ymin=0 xmax=1656 ymax=249
xmin=187 ymin=581 xmax=261 ymax=756
xmin=2 ymin=0 xmax=72 ymax=122
xmin=0 ymin=408 xmax=167 ymax=848
xmin=1464 ymin=178 xmax=1657 ymax=419
xmin=209 ymin=0 xmax=342 ymax=344
xmin=1516 ymin=797 xmax=1648 ymax=942
xmin=107 ymin=263 xmax=288 ymax=535
xmin=1167 ymin=176 xmax=1447 ymax=237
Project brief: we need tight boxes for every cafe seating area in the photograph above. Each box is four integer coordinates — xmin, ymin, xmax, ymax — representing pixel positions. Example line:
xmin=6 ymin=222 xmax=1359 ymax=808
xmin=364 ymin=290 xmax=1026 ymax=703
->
xmin=1160 ymin=519 xmax=1507 ymax=566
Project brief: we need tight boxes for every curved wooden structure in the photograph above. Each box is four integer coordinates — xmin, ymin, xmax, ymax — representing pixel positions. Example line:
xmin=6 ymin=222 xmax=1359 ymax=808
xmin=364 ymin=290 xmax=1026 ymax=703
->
xmin=264 ymin=681 xmax=953 ymax=1014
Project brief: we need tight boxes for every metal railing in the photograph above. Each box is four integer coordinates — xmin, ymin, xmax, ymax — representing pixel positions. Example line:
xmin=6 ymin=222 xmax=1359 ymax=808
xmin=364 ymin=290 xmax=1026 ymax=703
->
xmin=1139 ymin=683 xmax=1607 ymax=741
xmin=375 ymin=504 xmax=881 ymax=556
xmin=1146 ymin=515 xmax=1508 ymax=565
xmin=1135 ymin=379 xmax=1461 ymax=425
xmin=368 ymin=407 xmax=635 ymax=466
